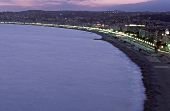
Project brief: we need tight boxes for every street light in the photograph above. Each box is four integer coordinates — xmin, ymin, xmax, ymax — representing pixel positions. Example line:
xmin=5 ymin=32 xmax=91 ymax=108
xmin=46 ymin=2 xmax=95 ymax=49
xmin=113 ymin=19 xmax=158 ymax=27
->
xmin=165 ymin=29 xmax=169 ymax=35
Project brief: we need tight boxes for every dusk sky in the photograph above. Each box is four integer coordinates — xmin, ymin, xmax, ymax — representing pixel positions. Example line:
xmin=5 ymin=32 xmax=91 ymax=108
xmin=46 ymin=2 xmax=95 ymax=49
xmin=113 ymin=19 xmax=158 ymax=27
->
xmin=0 ymin=0 xmax=169 ymax=12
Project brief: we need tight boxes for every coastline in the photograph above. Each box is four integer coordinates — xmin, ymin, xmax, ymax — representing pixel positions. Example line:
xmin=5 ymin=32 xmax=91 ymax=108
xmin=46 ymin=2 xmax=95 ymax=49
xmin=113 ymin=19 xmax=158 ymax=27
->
xmin=45 ymin=26 xmax=152 ymax=110
xmin=89 ymin=30 xmax=153 ymax=111
xmin=58 ymin=26 xmax=170 ymax=111
xmin=88 ymin=30 xmax=170 ymax=111
xmin=1 ymin=23 xmax=170 ymax=110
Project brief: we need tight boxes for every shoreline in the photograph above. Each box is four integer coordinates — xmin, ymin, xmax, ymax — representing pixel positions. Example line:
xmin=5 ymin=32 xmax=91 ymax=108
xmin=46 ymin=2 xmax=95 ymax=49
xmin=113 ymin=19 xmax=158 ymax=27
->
xmin=89 ymin=30 xmax=170 ymax=111
xmin=91 ymin=31 xmax=153 ymax=111
xmin=2 ymin=23 xmax=170 ymax=110
xmin=58 ymin=26 xmax=170 ymax=111
xmin=42 ymin=26 xmax=154 ymax=110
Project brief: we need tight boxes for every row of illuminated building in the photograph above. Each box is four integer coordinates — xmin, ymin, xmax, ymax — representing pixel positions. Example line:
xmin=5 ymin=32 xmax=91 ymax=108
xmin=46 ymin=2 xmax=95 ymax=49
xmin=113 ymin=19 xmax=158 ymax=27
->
xmin=113 ymin=24 xmax=170 ymax=51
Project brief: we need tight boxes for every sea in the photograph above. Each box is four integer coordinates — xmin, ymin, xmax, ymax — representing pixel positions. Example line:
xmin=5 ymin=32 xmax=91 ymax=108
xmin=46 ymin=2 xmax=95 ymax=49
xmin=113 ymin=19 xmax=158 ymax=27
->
xmin=0 ymin=24 xmax=146 ymax=111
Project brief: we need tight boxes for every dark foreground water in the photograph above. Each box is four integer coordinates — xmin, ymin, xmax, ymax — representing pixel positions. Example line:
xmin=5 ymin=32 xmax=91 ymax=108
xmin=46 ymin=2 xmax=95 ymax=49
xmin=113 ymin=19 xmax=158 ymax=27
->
xmin=0 ymin=24 xmax=145 ymax=111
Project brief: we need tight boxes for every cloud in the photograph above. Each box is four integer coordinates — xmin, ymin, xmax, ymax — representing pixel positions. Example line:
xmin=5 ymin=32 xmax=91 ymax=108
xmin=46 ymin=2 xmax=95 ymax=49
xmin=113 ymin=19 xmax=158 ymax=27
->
xmin=0 ymin=0 xmax=151 ymax=7
xmin=105 ymin=0 xmax=170 ymax=12
xmin=0 ymin=0 xmax=168 ymax=12
xmin=0 ymin=0 xmax=62 ymax=7
xmin=67 ymin=0 xmax=151 ymax=7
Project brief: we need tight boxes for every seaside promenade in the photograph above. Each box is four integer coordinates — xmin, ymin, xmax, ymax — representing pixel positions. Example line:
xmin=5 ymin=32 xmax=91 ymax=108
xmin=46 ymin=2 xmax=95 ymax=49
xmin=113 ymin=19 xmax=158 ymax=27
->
xmin=99 ymin=32 xmax=170 ymax=111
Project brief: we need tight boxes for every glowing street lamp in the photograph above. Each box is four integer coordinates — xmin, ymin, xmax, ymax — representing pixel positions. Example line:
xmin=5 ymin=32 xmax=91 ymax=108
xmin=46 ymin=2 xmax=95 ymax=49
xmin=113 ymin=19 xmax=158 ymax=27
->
xmin=165 ymin=29 xmax=169 ymax=35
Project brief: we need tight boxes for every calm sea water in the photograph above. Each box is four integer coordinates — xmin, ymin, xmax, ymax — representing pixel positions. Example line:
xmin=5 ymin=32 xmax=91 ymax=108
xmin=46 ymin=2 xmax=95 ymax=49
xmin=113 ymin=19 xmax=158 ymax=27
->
xmin=0 ymin=24 xmax=145 ymax=111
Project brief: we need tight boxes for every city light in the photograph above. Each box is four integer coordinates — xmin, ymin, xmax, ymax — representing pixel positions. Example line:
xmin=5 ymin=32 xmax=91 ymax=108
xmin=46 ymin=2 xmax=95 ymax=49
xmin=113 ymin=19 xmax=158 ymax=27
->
xmin=125 ymin=24 xmax=145 ymax=27
xmin=0 ymin=21 xmax=169 ymax=53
